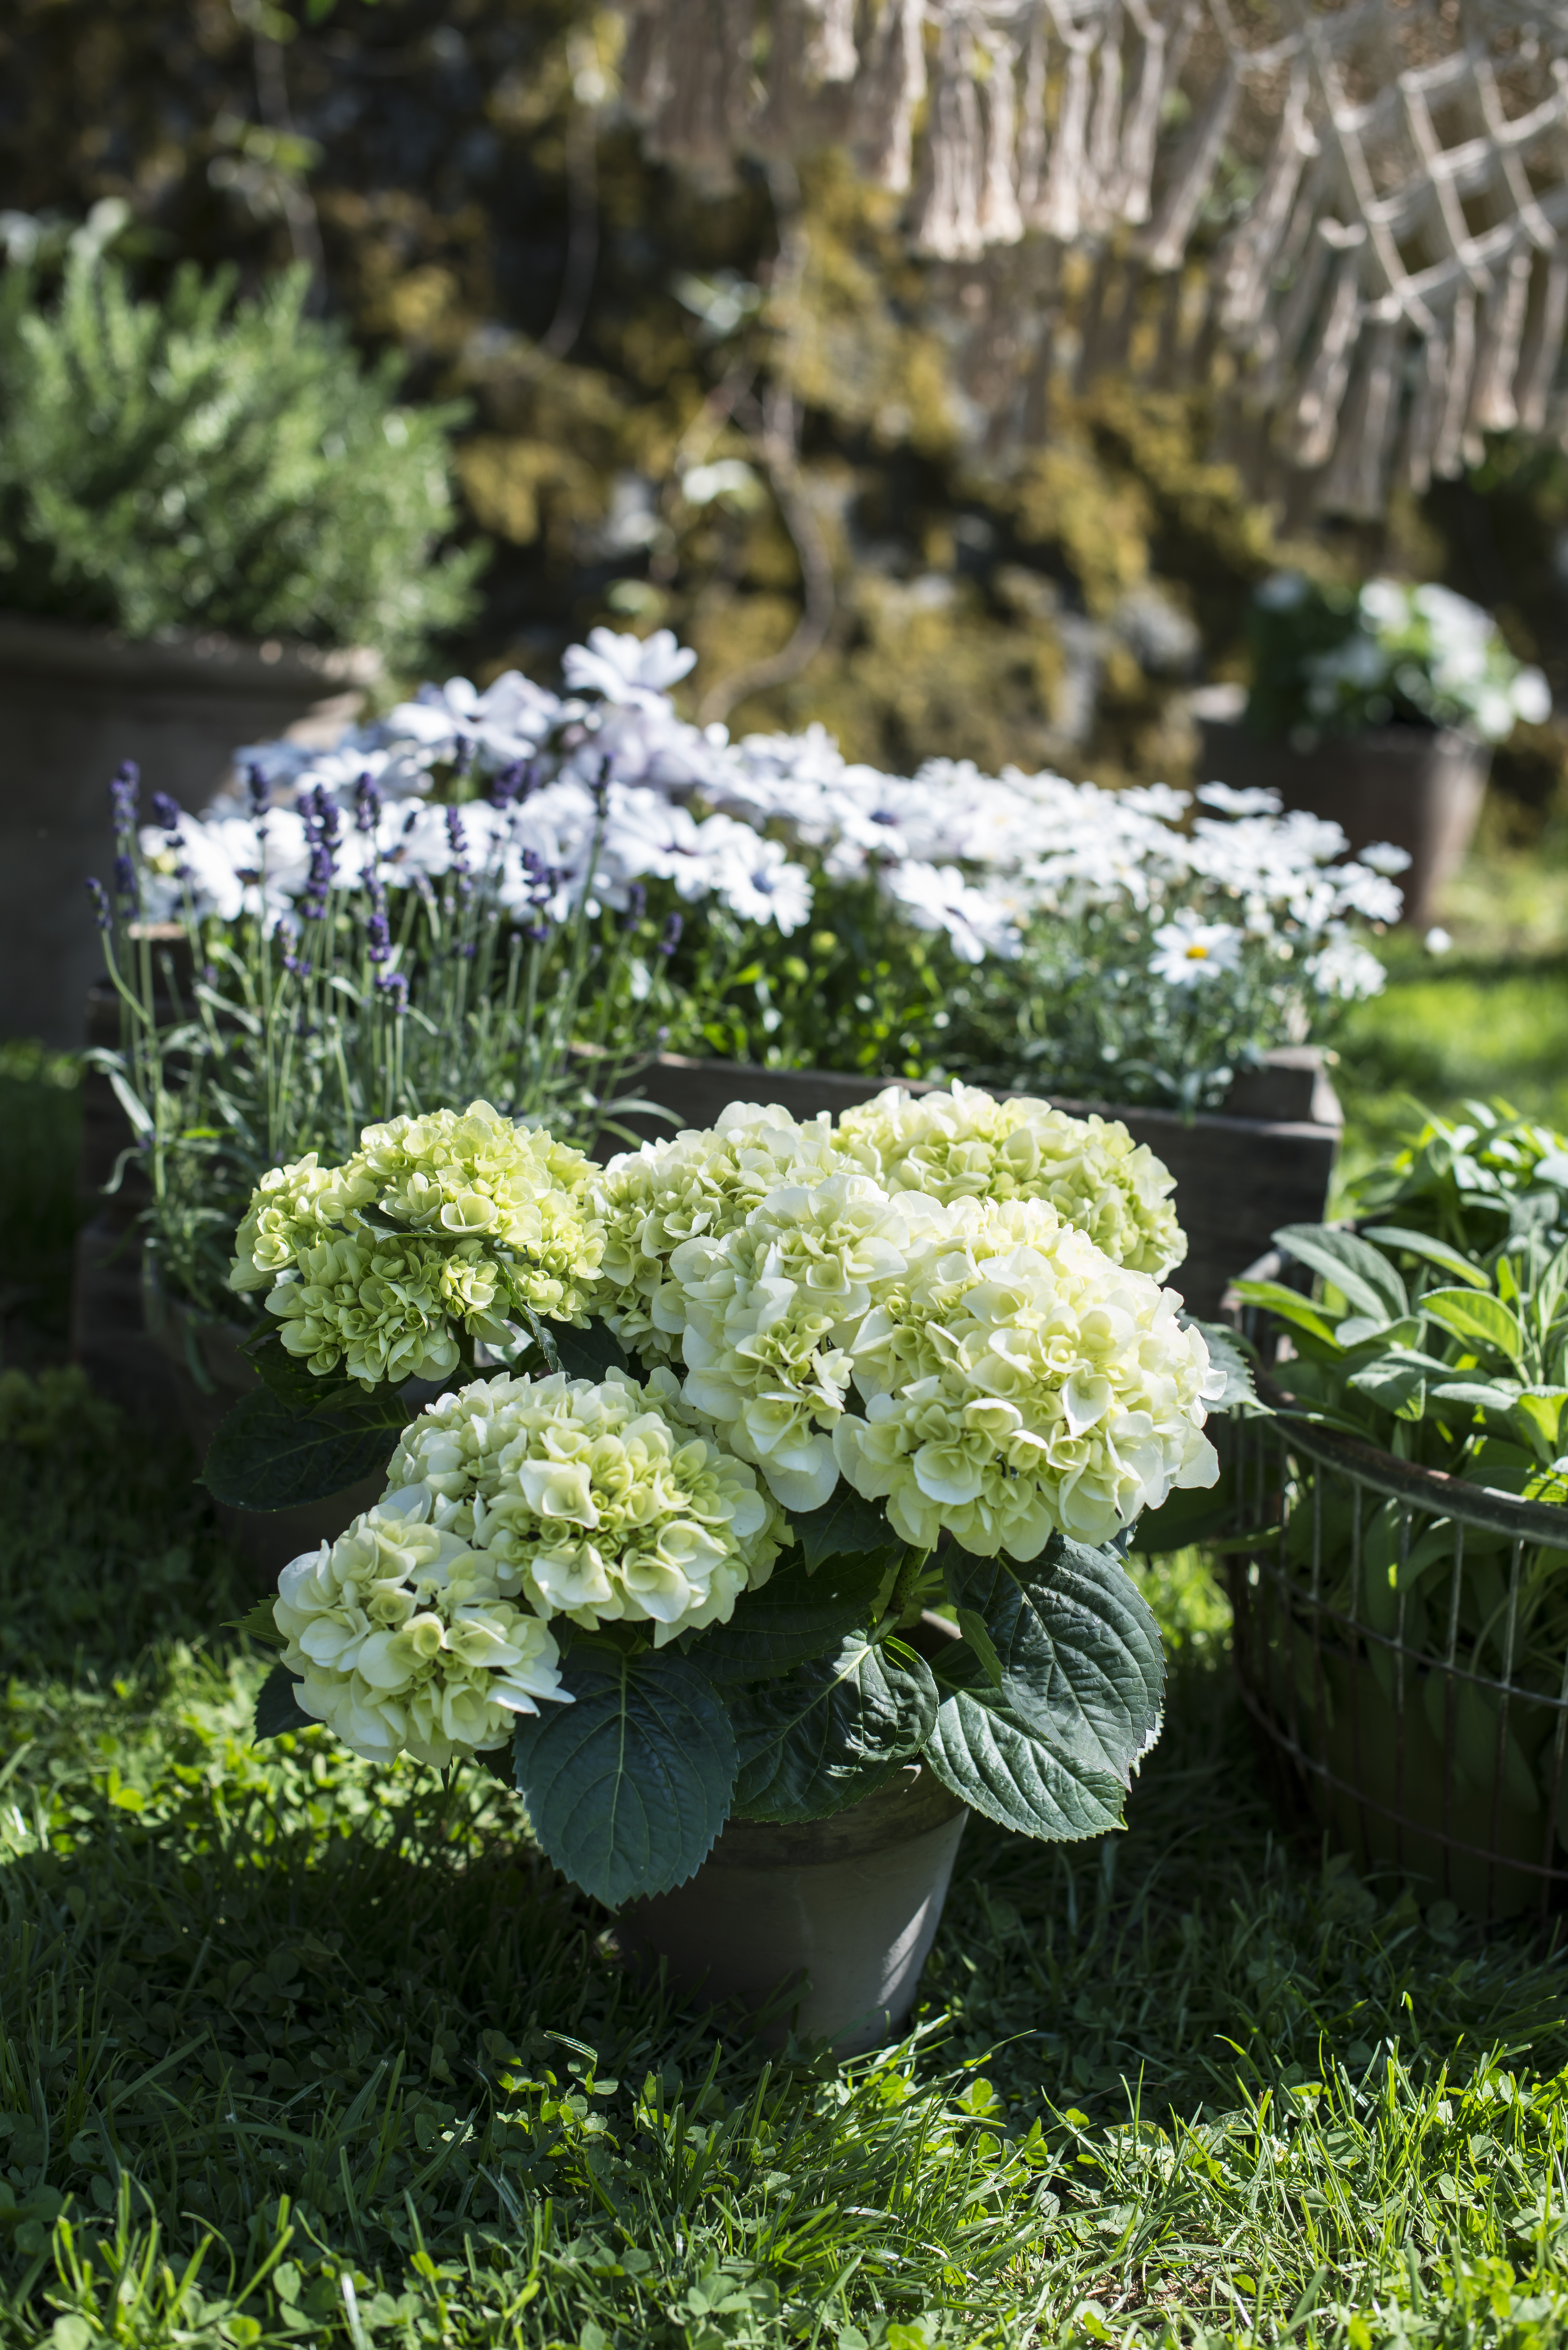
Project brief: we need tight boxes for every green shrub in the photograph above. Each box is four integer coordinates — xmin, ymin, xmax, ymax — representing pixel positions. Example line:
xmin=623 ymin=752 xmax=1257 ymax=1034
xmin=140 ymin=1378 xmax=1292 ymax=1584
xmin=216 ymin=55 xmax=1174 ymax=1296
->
xmin=0 ymin=247 xmax=484 ymax=666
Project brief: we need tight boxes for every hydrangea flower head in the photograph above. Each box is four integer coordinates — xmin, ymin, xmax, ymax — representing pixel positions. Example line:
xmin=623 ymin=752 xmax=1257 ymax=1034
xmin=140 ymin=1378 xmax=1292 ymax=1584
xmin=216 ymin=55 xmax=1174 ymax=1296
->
xmin=591 ymin=1103 xmax=839 ymax=1366
xmin=834 ymin=1196 xmax=1221 ymax=1557
xmin=384 ymin=1367 xmax=784 ymax=1641
xmin=232 ymin=1103 xmax=605 ymax=1388
xmin=669 ymin=1170 xmax=934 ymax=1512
xmin=274 ymin=1487 xmax=570 ymax=1767
xmin=834 ymin=1083 xmax=1186 ymax=1280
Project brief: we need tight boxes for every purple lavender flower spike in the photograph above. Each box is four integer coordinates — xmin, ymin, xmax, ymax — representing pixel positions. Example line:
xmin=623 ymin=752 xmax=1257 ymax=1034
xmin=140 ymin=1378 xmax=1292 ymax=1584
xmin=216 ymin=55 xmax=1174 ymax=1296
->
xmin=623 ymin=881 xmax=647 ymax=930
xmin=489 ymin=761 xmax=524 ymax=810
xmin=354 ymin=771 xmax=382 ymax=833
xmin=375 ymin=968 xmax=409 ymax=1009
xmin=247 ymin=762 xmax=272 ymax=816
xmin=151 ymin=791 xmax=183 ymax=836
xmin=658 ymin=910 xmax=683 ymax=958
xmin=113 ymin=852 xmax=139 ymax=913
xmin=109 ymin=762 xmax=140 ymax=841
xmin=85 ymin=876 xmax=111 ymax=931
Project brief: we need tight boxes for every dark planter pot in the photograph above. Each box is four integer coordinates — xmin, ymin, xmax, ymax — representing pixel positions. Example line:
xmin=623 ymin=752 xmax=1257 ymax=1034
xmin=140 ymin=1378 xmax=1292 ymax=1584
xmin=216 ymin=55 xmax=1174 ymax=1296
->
xmin=142 ymin=1262 xmax=387 ymax=1590
xmin=615 ymin=1048 xmax=1341 ymax=1322
xmin=1196 ymin=714 xmax=1489 ymax=930
xmin=617 ymin=1765 xmax=967 ymax=2054
xmin=0 ymin=614 xmax=377 ymax=1047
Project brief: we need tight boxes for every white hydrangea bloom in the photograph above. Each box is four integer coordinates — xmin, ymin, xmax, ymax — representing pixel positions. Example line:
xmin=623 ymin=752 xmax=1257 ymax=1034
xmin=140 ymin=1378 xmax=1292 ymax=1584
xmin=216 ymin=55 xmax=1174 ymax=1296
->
xmin=834 ymin=1082 xmax=1186 ymax=1280
xmin=591 ymin=1103 xmax=839 ymax=1367
xmin=669 ymin=1171 xmax=934 ymax=1512
xmin=834 ymin=1196 xmax=1221 ymax=1558
xmin=233 ymin=1103 xmax=606 ymax=1387
xmin=383 ymin=1368 xmax=784 ymax=1643
xmin=274 ymin=1487 xmax=570 ymax=1768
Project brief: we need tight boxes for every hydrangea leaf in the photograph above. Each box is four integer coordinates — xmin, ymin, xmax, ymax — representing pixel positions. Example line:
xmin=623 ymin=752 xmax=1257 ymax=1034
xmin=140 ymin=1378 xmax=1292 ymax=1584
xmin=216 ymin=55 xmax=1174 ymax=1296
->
xmin=692 ymin=1550 xmax=890 ymax=1684
xmin=922 ymin=1675 xmax=1133 ymax=1842
xmin=929 ymin=1541 xmax=1164 ymax=1840
xmin=789 ymin=1486 xmax=898 ymax=1575
xmin=729 ymin=1634 xmax=937 ymax=1822
xmin=248 ymin=1330 xmax=361 ymax=1416
xmin=253 ymin=1664 xmax=313 ymax=1742
xmin=552 ymin=1321 xmax=634 ymax=1383
xmin=202 ymin=1383 xmax=411 ymax=1511
xmin=511 ymin=1652 xmax=737 ymax=1908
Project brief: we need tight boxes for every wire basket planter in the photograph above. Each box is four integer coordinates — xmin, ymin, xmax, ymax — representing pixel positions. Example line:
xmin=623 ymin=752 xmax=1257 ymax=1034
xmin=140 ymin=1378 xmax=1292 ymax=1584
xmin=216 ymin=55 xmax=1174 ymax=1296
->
xmin=1226 ymin=1258 xmax=1568 ymax=1926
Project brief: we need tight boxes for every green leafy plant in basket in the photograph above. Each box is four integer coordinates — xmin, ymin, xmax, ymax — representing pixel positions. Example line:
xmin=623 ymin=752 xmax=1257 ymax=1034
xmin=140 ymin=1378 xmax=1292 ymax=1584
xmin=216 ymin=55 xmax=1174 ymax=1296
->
xmin=230 ymin=1083 xmax=1242 ymax=1906
xmin=1232 ymin=1113 xmax=1568 ymax=1845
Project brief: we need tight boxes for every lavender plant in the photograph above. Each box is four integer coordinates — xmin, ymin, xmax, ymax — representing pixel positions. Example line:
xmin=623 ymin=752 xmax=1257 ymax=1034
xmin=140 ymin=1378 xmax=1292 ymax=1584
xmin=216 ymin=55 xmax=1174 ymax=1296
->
xmin=88 ymin=760 xmax=669 ymax=1324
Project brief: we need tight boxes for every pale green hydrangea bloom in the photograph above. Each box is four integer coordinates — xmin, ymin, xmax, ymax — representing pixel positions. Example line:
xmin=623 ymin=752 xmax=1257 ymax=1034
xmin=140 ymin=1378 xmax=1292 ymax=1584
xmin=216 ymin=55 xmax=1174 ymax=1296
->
xmin=383 ymin=1367 xmax=785 ymax=1642
xmin=229 ymin=1151 xmax=379 ymax=1294
xmin=833 ymin=1194 xmax=1220 ymax=1557
xmin=274 ymin=1487 xmax=570 ymax=1767
xmin=834 ymin=1082 xmax=1186 ymax=1280
xmin=230 ymin=1100 xmax=606 ymax=1388
xmin=666 ymin=1170 xmax=942 ymax=1513
xmin=591 ymin=1102 xmax=838 ymax=1367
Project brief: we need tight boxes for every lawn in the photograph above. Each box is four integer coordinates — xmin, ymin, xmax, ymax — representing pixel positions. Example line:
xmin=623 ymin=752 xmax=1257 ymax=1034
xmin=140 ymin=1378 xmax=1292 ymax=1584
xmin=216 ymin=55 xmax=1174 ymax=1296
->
xmin=5 ymin=856 xmax=1568 ymax=2349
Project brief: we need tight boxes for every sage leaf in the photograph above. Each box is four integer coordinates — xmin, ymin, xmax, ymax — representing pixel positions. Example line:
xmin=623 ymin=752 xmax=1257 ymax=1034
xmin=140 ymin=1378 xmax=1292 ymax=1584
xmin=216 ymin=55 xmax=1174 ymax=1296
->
xmin=511 ymin=1651 xmax=736 ymax=1908
xmin=730 ymin=1634 xmax=937 ymax=1822
xmin=1422 ymin=1287 xmax=1529 ymax=1369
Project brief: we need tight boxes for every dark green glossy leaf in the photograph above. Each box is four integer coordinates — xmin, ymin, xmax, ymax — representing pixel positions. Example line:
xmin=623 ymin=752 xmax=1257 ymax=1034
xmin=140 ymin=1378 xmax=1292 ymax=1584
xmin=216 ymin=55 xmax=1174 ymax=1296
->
xmin=789 ymin=1484 xmax=898 ymax=1575
xmin=926 ymin=1541 xmax=1164 ymax=1842
xmin=728 ymin=1634 xmax=937 ymax=1822
xmin=692 ymin=1550 xmax=890 ymax=1684
xmin=253 ymin=1664 xmax=313 ymax=1741
xmin=553 ymin=1320 xmax=635 ymax=1383
xmin=511 ymin=1651 xmax=736 ymax=1908
xmin=202 ymin=1381 xmax=410 ymax=1511
xmin=248 ymin=1328 xmax=361 ymax=1416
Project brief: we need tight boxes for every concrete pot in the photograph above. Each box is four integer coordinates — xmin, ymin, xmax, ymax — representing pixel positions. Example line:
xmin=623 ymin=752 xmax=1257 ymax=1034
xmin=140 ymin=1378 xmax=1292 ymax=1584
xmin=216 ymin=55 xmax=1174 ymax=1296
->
xmin=0 ymin=613 xmax=377 ymax=1046
xmin=613 ymin=1048 xmax=1341 ymax=1322
xmin=142 ymin=1262 xmax=387 ymax=1590
xmin=617 ymin=1765 xmax=967 ymax=2055
xmin=1195 ymin=712 xmax=1489 ymax=930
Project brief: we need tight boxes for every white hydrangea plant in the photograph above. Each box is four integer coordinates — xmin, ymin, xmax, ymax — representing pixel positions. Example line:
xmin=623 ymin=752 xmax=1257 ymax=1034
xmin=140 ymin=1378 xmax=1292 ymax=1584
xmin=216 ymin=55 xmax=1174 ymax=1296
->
xmin=243 ymin=1086 xmax=1248 ymax=1911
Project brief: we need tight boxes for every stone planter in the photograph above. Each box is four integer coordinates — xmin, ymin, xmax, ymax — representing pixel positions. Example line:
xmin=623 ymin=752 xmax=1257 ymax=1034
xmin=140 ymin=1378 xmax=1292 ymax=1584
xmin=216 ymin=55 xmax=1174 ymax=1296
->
xmin=616 ymin=1764 xmax=967 ymax=2054
xmin=0 ymin=613 xmax=377 ymax=1047
xmin=1195 ymin=710 xmax=1489 ymax=930
xmin=615 ymin=1047 xmax=1341 ymax=1322
xmin=142 ymin=1261 xmax=387 ymax=1589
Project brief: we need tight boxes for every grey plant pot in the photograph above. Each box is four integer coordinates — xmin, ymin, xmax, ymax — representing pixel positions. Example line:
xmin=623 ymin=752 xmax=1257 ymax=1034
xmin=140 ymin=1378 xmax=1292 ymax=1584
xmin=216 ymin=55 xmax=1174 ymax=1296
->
xmin=616 ymin=1765 xmax=968 ymax=2055
xmin=0 ymin=613 xmax=377 ymax=1047
xmin=1196 ymin=715 xmax=1490 ymax=931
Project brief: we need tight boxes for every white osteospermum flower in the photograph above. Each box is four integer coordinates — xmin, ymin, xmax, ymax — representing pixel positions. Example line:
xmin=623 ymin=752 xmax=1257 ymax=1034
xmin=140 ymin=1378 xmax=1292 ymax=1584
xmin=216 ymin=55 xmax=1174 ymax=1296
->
xmin=274 ymin=1487 xmax=571 ymax=1768
xmin=562 ymin=627 xmax=698 ymax=707
xmin=1149 ymin=911 xmax=1245 ymax=987
xmin=834 ymin=1196 xmax=1221 ymax=1558
xmin=382 ymin=1368 xmax=785 ymax=1643
xmin=670 ymin=1171 xmax=931 ymax=1512
xmin=834 ymin=1082 xmax=1186 ymax=1280
xmin=1513 ymin=667 xmax=1552 ymax=726
xmin=1306 ymin=925 xmax=1386 ymax=1001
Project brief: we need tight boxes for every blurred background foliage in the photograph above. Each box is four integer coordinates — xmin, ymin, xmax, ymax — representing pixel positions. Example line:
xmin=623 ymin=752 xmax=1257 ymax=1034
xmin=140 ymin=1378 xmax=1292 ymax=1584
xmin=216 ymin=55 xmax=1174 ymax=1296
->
xmin=4 ymin=0 xmax=1568 ymax=819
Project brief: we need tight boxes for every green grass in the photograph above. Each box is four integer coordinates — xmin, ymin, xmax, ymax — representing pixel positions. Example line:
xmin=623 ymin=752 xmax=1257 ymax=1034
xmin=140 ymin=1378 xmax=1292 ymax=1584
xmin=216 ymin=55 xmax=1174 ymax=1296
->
xmin=4 ymin=1372 xmax=1568 ymax=2349
xmin=5 ymin=917 xmax=1568 ymax=2348
xmin=0 ymin=1042 xmax=81 ymax=1365
xmin=1333 ymin=843 xmax=1568 ymax=1186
